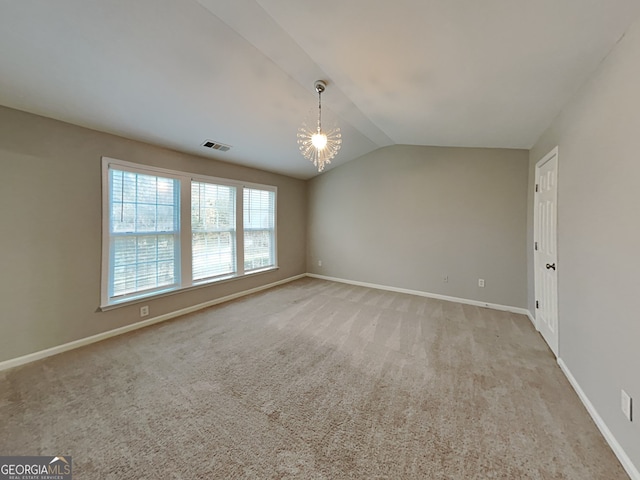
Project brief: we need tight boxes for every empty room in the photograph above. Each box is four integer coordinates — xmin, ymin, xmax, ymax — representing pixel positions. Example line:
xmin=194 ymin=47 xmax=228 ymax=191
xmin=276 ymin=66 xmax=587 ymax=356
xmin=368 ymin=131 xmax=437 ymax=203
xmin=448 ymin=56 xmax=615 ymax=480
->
xmin=1 ymin=1 xmax=639 ymax=478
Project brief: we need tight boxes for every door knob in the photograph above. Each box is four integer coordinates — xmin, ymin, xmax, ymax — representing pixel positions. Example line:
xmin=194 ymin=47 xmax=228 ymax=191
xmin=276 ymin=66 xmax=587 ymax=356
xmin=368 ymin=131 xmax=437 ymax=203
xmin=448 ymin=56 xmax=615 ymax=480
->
xmin=546 ymin=263 xmax=556 ymax=270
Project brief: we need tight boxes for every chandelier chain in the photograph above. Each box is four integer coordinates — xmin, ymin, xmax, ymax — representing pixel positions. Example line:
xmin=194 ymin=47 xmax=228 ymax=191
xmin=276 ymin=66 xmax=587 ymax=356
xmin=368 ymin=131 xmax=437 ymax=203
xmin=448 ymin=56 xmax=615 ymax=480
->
xmin=317 ymin=89 xmax=322 ymax=133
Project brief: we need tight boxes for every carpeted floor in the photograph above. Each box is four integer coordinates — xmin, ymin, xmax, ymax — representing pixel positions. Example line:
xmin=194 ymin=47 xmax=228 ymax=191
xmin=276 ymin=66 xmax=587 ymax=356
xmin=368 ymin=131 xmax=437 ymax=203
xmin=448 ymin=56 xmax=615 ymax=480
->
xmin=0 ymin=278 xmax=628 ymax=479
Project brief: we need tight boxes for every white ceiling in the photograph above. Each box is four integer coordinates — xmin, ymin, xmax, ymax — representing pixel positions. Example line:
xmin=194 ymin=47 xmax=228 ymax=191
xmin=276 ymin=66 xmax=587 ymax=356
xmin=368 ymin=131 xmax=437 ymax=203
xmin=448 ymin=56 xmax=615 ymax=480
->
xmin=1 ymin=1 xmax=639 ymax=179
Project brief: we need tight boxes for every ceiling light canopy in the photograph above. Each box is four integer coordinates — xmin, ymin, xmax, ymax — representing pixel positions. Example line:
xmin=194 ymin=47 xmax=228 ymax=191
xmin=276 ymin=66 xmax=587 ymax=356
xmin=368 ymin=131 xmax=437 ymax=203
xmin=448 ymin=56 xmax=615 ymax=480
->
xmin=297 ymin=80 xmax=342 ymax=172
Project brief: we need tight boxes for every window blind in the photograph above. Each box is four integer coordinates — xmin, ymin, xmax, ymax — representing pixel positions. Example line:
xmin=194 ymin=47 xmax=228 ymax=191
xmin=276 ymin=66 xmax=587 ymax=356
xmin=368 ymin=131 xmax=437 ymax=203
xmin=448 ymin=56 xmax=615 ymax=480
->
xmin=191 ymin=181 xmax=236 ymax=281
xmin=243 ymin=188 xmax=275 ymax=271
xmin=109 ymin=168 xmax=179 ymax=300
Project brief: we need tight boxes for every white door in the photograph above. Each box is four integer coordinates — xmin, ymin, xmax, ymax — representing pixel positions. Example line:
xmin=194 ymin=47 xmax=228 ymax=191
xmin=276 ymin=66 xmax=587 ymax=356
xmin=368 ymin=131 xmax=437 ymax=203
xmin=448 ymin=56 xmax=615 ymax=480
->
xmin=534 ymin=147 xmax=559 ymax=356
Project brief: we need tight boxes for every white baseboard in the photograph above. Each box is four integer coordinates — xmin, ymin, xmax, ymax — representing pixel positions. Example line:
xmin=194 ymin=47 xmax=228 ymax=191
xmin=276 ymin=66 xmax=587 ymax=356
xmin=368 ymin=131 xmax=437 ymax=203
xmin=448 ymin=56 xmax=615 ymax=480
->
xmin=527 ymin=311 xmax=537 ymax=328
xmin=306 ymin=273 xmax=530 ymax=316
xmin=0 ymin=274 xmax=306 ymax=372
xmin=558 ymin=358 xmax=639 ymax=480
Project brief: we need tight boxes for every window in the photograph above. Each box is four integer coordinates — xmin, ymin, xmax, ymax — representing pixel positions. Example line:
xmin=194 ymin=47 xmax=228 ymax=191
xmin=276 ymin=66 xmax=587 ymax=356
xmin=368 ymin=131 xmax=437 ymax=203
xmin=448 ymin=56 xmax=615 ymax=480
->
xmin=244 ymin=188 xmax=276 ymax=271
xmin=108 ymin=169 xmax=180 ymax=301
xmin=101 ymin=158 xmax=277 ymax=308
xmin=192 ymin=182 xmax=236 ymax=281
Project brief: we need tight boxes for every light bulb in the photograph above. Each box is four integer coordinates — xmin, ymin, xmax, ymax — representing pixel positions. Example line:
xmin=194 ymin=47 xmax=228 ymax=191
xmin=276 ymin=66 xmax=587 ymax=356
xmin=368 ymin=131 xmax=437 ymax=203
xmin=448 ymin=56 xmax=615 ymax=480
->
xmin=311 ymin=132 xmax=327 ymax=150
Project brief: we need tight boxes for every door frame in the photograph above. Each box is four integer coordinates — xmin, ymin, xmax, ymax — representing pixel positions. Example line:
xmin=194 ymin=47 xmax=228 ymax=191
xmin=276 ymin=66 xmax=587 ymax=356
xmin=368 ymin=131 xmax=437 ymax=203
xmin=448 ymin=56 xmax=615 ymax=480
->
xmin=533 ymin=146 xmax=559 ymax=355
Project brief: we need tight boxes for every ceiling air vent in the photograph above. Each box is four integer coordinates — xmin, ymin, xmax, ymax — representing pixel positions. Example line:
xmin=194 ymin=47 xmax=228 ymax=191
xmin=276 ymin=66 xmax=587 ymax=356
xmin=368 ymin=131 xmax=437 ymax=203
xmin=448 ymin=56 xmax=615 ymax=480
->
xmin=201 ymin=140 xmax=231 ymax=152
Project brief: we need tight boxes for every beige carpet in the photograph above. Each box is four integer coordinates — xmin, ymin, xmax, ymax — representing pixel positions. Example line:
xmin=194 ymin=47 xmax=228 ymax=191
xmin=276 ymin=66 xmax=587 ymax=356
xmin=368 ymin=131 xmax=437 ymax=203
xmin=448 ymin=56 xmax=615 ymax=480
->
xmin=0 ymin=278 xmax=628 ymax=479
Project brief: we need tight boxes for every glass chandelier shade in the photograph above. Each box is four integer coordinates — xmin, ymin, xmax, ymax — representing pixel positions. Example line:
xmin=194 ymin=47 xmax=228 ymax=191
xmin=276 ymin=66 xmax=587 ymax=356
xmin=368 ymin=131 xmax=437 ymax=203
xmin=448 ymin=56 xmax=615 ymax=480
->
xmin=297 ymin=80 xmax=342 ymax=172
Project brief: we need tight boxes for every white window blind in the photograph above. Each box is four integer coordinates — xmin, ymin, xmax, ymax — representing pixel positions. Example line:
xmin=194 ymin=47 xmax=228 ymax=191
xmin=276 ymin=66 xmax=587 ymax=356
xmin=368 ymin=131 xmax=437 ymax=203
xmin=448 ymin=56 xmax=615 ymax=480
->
xmin=191 ymin=181 xmax=236 ymax=281
xmin=108 ymin=168 xmax=179 ymax=301
xmin=243 ymin=188 xmax=275 ymax=271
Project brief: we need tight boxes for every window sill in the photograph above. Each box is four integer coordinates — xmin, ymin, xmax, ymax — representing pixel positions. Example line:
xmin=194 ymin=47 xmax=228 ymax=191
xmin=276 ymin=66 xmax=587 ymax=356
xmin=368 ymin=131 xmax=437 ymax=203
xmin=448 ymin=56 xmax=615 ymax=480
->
xmin=99 ymin=266 xmax=279 ymax=312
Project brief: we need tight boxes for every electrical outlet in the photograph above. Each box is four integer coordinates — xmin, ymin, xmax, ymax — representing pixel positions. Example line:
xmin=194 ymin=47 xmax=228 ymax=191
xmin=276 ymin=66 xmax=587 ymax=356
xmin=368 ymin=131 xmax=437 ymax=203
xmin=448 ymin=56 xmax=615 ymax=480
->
xmin=140 ymin=305 xmax=149 ymax=317
xmin=478 ymin=279 xmax=485 ymax=288
xmin=621 ymin=389 xmax=632 ymax=421
xmin=318 ymin=260 xmax=322 ymax=267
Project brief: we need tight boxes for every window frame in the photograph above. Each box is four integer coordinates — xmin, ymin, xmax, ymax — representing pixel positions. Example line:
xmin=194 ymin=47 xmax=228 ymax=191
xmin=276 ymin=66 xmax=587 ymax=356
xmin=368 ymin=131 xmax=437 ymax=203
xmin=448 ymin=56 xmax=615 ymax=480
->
xmin=191 ymin=180 xmax=238 ymax=283
xmin=101 ymin=157 xmax=278 ymax=309
xmin=106 ymin=166 xmax=182 ymax=303
xmin=243 ymin=187 xmax=277 ymax=273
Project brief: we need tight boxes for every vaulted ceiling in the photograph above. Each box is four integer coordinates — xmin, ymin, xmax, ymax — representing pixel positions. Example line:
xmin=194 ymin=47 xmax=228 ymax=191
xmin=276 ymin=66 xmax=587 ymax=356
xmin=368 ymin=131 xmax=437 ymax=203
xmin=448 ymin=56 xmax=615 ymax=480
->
xmin=2 ymin=1 xmax=639 ymax=179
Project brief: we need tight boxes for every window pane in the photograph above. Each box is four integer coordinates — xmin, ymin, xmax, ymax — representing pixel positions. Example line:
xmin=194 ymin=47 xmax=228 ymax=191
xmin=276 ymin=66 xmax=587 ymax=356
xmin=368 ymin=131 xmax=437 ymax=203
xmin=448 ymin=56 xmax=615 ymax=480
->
xmin=158 ymin=260 xmax=175 ymax=284
xmin=244 ymin=188 xmax=274 ymax=229
xmin=113 ymin=237 xmax=136 ymax=266
xmin=136 ymin=235 xmax=157 ymax=263
xmin=192 ymin=232 xmax=234 ymax=280
xmin=111 ymin=234 xmax=176 ymax=297
xmin=109 ymin=168 xmax=179 ymax=300
xmin=157 ymin=236 xmax=174 ymax=261
xmin=191 ymin=181 xmax=236 ymax=281
xmin=157 ymin=205 xmax=175 ymax=232
xmin=112 ymin=203 xmax=135 ymax=233
xmin=137 ymin=262 xmax=158 ymax=290
xmin=244 ymin=230 xmax=273 ymax=270
xmin=137 ymin=175 xmax=157 ymax=204
xmin=157 ymin=177 xmax=175 ymax=205
xmin=136 ymin=204 xmax=156 ymax=232
xmin=113 ymin=265 xmax=137 ymax=298
xmin=243 ymin=188 xmax=275 ymax=271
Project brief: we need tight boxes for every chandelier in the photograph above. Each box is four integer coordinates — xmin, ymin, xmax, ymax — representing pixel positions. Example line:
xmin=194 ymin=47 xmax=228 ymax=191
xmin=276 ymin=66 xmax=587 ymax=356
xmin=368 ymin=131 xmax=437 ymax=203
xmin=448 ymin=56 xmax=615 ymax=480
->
xmin=297 ymin=80 xmax=342 ymax=172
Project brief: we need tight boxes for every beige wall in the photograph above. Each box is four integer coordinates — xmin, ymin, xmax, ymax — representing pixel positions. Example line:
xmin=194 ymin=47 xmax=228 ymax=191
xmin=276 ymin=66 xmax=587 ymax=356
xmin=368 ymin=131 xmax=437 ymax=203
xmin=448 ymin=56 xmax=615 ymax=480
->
xmin=307 ymin=145 xmax=529 ymax=308
xmin=528 ymin=15 xmax=640 ymax=470
xmin=0 ymin=106 xmax=307 ymax=363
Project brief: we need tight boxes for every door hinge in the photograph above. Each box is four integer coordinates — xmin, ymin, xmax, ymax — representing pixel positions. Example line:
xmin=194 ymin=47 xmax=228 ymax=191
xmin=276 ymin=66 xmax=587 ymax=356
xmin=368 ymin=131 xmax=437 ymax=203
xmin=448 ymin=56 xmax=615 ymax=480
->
xmin=534 ymin=241 xmax=538 ymax=251
xmin=535 ymin=300 xmax=539 ymax=309
xmin=535 ymin=184 xmax=539 ymax=193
